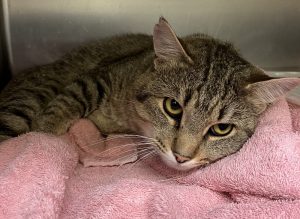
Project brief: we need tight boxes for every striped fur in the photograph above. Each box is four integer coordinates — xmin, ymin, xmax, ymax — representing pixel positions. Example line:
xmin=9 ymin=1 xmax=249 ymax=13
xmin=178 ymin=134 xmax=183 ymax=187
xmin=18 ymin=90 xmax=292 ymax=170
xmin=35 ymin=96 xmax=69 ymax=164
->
xmin=0 ymin=34 xmax=153 ymax=139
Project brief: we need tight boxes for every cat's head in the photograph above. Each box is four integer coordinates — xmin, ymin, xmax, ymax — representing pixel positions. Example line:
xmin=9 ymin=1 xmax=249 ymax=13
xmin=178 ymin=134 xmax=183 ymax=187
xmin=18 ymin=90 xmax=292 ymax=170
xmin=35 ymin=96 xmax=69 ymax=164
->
xmin=133 ymin=17 xmax=300 ymax=171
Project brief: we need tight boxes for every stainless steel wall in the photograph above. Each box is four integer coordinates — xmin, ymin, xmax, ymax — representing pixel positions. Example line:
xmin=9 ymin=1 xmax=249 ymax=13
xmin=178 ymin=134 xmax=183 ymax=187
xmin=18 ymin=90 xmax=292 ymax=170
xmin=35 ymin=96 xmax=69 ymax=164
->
xmin=0 ymin=0 xmax=11 ymax=90
xmin=4 ymin=0 xmax=300 ymax=74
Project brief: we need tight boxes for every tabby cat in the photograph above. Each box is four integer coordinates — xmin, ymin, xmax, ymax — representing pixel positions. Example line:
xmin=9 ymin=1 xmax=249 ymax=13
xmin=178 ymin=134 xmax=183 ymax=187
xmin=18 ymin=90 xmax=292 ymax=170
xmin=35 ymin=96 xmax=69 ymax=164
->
xmin=0 ymin=17 xmax=298 ymax=170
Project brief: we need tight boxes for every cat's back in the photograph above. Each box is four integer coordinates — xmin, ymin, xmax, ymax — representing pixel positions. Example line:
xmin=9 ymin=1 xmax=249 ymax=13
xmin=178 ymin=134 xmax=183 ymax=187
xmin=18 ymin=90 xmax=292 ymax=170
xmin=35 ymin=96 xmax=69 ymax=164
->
xmin=0 ymin=34 xmax=153 ymax=140
xmin=0 ymin=34 xmax=153 ymax=99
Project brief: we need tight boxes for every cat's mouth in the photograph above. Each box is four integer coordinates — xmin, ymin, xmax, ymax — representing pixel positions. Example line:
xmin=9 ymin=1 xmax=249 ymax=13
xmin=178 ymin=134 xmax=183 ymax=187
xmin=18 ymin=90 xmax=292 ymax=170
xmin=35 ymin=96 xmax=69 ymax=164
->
xmin=151 ymin=138 xmax=205 ymax=171
xmin=158 ymin=151 xmax=200 ymax=171
xmin=153 ymin=138 xmax=198 ymax=171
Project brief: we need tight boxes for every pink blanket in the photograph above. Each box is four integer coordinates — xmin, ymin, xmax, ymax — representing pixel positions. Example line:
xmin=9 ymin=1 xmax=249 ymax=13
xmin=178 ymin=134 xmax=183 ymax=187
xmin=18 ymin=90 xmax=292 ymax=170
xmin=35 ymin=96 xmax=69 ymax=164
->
xmin=1 ymin=98 xmax=300 ymax=218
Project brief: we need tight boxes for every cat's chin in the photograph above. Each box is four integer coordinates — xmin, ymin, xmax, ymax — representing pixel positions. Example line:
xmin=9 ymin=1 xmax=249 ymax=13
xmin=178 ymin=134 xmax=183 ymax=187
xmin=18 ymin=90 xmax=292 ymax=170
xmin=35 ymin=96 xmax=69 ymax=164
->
xmin=159 ymin=151 xmax=197 ymax=171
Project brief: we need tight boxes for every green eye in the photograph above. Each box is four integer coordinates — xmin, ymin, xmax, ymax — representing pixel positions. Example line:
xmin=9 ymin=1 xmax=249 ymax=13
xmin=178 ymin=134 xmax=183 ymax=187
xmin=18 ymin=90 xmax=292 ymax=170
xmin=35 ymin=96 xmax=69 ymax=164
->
xmin=209 ymin=124 xmax=233 ymax=137
xmin=163 ymin=98 xmax=183 ymax=119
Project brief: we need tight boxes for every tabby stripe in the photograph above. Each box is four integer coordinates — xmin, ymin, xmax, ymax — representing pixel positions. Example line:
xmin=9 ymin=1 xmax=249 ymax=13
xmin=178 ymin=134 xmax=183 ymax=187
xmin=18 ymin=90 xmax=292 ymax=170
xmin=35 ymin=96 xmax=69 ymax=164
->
xmin=22 ymin=104 xmax=37 ymax=112
xmin=38 ymin=85 xmax=59 ymax=97
xmin=4 ymin=88 xmax=47 ymax=106
xmin=195 ymin=45 xmax=217 ymax=108
xmin=61 ymin=95 xmax=84 ymax=115
xmin=18 ymin=87 xmax=39 ymax=95
xmin=0 ymin=107 xmax=32 ymax=128
xmin=53 ymin=98 xmax=77 ymax=115
xmin=96 ymin=79 xmax=105 ymax=104
xmin=218 ymin=106 xmax=226 ymax=120
xmin=18 ymin=86 xmax=57 ymax=101
xmin=200 ymin=44 xmax=217 ymax=85
xmin=75 ymin=79 xmax=92 ymax=111
xmin=46 ymin=77 xmax=62 ymax=86
xmin=220 ymin=67 xmax=234 ymax=100
xmin=65 ymin=90 xmax=87 ymax=115
xmin=136 ymin=93 xmax=150 ymax=103
xmin=183 ymin=89 xmax=192 ymax=106
xmin=45 ymin=83 xmax=60 ymax=95
xmin=1 ymin=102 xmax=34 ymax=111
xmin=34 ymin=91 xmax=51 ymax=104
xmin=210 ymin=83 xmax=229 ymax=119
xmin=0 ymin=107 xmax=34 ymax=124
xmin=2 ymin=95 xmax=31 ymax=104
xmin=82 ymin=81 xmax=93 ymax=103
xmin=4 ymin=108 xmax=31 ymax=124
xmin=207 ymin=98 xmax=220 ymax=115
xmin=2 ymin=88 xmax=36 ymax=103
xmin=216 ymin=96 xmax=228 ymax=121
xmin=0 ymin=123 xmax=18 ymax=136
xmin=44 ymin=101 xmax=75 ymax=117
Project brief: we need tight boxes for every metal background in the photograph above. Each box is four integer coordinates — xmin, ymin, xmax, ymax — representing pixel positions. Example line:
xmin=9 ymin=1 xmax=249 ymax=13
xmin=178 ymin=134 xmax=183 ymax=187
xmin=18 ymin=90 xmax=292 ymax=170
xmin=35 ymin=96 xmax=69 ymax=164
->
xmin=2 ymin=0 xmax=300 ymax=75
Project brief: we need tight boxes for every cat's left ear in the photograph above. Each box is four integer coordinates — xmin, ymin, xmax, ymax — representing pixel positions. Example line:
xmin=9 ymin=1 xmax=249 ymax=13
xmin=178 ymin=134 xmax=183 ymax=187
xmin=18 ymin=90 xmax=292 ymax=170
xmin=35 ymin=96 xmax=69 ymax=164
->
xmin=153 ymin=17 xmax=193 ymax=68
xmin=245 ymin=76 xmax=300 ymax=113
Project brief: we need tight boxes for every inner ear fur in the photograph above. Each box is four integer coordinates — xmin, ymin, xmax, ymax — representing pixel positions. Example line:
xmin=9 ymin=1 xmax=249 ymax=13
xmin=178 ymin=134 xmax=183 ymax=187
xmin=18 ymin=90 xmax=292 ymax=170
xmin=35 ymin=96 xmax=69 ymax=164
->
xmin=244 ymin=70 xmax=300 ymax=113
xmin=153 ymin=17 xmax=193 ymax=69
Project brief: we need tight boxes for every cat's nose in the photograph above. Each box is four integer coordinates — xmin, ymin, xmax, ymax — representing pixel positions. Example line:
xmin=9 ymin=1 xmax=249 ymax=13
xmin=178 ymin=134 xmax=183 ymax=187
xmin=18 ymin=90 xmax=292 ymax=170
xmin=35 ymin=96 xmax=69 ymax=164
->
xmin=173 ymin=153 xmax=191 ymax=163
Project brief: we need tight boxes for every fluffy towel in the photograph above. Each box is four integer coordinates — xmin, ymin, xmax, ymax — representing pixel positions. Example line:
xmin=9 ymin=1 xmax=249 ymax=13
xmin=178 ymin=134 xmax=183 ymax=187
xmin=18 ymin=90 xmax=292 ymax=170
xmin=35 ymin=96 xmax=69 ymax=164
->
xmin=0 ymin=98 xmax=300 ymax=218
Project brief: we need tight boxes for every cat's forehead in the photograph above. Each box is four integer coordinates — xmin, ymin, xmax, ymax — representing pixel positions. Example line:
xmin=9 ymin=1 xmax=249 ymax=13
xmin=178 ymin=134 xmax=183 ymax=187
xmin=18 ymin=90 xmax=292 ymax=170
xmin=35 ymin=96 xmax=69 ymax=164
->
xmin=160 ymin=39 xmax=250 ymax=84
xmin=149 ymin=35 xmax=252 ymax=101
xmin=150 ymin=63 xmax=245 ymax=104
xmin=180 ymin=79 xmax=233 ymax=111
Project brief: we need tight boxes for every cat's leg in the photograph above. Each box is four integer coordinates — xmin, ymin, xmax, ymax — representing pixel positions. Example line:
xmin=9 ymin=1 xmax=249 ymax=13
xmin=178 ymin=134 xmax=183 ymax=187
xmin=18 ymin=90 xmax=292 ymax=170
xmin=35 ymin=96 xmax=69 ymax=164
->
xmin=32 ymin=77 xmax=106 ymax=135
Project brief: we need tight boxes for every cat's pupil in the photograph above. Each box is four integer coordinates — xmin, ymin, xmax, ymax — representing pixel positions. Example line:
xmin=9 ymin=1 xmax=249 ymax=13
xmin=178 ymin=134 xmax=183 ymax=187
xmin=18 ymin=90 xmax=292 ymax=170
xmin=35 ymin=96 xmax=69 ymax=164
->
xmin=218 ymin=124 xmax=229 ymax=130
xmin=170 ymin=99 xmax=180 ymax=110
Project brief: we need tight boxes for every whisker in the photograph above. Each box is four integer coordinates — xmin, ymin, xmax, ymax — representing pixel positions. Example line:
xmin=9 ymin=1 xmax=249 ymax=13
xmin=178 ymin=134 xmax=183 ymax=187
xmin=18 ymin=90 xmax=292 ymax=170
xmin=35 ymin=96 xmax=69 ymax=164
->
xmin=112 ymin=134 xmax=158 ymax=140
xmin=90 ymin=142 xmax=154 ymax=157
xmin=112 ymin=151 xmax=140 ymax=164
xmin=97 ymin=150 xmax=141 ymax=166
xmin=83 ymin=135 xmax=158 ymax=148
xmin=106 ymin=146 xmax=155 ymax=164
xmin=105 ymin=134 xmax=156 ymax=140
xmin=84 ymin=137 xmax=156 ymax=151
xmin=126 ymin=150 xmax=157 ymax=170
xmin=111 ymin=135 xmax=158 ymax=144
xmin=80 ymin=143 xmax=134 ymax=156
xmin=114 ymin=149 xmax=158 ymax=179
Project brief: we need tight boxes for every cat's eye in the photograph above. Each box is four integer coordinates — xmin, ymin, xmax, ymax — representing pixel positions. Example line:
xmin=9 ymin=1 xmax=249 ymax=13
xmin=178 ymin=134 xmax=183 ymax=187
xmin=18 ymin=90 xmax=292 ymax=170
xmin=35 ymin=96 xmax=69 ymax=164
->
xmin=209 ymin=124 xmax=233 ymax=137
xmin=163 ymin=98 xmax=183 ymax=119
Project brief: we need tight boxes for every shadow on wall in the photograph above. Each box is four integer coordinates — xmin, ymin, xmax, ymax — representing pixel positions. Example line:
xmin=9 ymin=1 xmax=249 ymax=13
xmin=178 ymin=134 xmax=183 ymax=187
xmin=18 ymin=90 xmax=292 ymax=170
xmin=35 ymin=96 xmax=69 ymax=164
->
xmin=0 ymin=65 xmax=11 ymax=93
xmin=0 ymin=1 xmax=11 ymax=91
xmin=0 ymin=37 xmax=11 ymax=91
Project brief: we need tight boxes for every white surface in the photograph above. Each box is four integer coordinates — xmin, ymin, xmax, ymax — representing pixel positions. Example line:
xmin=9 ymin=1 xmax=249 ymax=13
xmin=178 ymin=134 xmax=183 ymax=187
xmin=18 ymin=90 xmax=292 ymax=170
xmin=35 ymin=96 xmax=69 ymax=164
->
xmin=5 ymin=0 xmax=300 ymax=74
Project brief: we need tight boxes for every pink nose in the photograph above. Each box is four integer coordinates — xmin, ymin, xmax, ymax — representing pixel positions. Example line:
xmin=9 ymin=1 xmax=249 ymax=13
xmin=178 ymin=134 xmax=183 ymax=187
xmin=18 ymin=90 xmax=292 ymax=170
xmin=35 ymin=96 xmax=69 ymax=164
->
xmin=173 ymin=153 xmax=191 ymax=163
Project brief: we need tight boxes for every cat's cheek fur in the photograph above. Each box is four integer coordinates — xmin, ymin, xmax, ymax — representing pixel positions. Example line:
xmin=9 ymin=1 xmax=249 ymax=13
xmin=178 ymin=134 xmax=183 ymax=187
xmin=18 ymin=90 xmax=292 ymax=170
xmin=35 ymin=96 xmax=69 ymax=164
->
xmin=205 ymin=131 xmax=250 ymax=161
xmin=134 ymin=120 xmax=155 ymax=138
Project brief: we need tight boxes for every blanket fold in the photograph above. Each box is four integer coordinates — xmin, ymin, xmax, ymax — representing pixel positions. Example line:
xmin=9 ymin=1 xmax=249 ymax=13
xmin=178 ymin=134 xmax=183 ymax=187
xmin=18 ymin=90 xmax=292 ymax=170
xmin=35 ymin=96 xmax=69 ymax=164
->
xmin=1 ymin=98 xmax=300 ymax=218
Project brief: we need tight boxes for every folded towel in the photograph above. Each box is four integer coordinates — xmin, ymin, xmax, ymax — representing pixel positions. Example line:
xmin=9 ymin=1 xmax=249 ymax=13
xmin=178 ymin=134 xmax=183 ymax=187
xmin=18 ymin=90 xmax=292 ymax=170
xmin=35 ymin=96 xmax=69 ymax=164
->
xmin=0 ymin=98 xmax=300 ymax=218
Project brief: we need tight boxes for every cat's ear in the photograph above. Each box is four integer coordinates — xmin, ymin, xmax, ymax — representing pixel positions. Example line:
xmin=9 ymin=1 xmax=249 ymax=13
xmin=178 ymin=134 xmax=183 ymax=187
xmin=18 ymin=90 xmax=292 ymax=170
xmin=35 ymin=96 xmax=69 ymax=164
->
xmin=245 ymin=77 xmax=300 ymax=112
xmin=153 ymin=17 xmax=193 ymax=67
